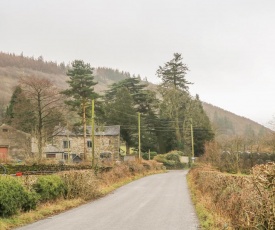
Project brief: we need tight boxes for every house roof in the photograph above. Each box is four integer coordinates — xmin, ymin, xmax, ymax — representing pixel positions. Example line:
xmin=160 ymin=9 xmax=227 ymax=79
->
xmin=53 ymin=125 xmax=120 ymax=137
xmin=53 ymin=126 xmax=76 ymax=137
xmin=88 ymin=125 xmax=120 ymax=136
xmin=44 ymin=144 xmax=61 ymax=153
xmin=0 ymin=123 xmax=31 ymax=136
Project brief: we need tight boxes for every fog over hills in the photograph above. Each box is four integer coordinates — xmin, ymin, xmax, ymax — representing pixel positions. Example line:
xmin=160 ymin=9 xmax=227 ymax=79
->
xmin=0 ymin=52 xmax=271 ymax=138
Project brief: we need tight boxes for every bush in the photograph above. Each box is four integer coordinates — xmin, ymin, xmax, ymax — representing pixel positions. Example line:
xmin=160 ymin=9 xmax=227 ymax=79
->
xmin=33 ymin=175 xmax=65 ymax=202
xmin=0 ymin=176 xmax=37 ymax=217
xmin=60 ymin=170 xmax=100 ymax=200
xmin=154 ymin=151 xmax=186 ymax=169
xmin=21 ymin=191 xmax=38 ymax=212
xmin=142 ymin=151 xmax=157 ymax=160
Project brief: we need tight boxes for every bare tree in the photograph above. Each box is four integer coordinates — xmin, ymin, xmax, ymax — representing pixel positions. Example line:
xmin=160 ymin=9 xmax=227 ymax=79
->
xmin=19 ymin=76 xmax=65 ymax=161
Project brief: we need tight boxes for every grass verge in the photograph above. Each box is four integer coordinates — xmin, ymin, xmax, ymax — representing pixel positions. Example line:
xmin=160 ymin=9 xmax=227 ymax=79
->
xmin=187 ymin=171 xmax=226 ymax=230
xmin=0 ymin=169 xmax=165 ymax=230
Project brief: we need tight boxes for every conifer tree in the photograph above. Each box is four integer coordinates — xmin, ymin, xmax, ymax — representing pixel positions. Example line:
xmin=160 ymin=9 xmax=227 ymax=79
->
xmin=156 ymin=53 xmax=192 ymax=91
xmin=105 ymin=87 xmax=137 ymax=154
xmin=61 ymin=60 xmax=98 ymax=161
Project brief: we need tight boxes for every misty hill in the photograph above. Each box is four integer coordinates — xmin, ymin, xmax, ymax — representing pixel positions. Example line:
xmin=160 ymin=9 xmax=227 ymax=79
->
xmin=202 ymin=102 xmax=270 ymax=140
xmin=0 ymin=52 xmax=134 ymax=103
xmin=0 ymin=52 xmax=270 ymax=139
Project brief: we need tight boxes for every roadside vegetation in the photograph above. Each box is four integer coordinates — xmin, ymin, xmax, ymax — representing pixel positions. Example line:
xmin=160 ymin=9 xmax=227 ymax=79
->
xmin=188 ymin=163 xmax=274 ymax=229
xmin=0 ymin=160 xmax=164 ymax=230
xmin=188 ymin=140 xmax=275 ymax=229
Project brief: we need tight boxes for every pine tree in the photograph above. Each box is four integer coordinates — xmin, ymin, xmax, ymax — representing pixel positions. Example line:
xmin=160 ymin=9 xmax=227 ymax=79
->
xmin=156 ymin=53 xmax=192 ymax=91
xmin=105 ymin=77 xmax=160 ymax=152
xmin=6 ymin=86 xmax=22 ymax=122
xmin=105 ymin=87 xmax=137 ymax=154
xmin=5 ymin=86 xmax=35 ymax=133
xmin=61 ymin=60 xmax=98 ymax=161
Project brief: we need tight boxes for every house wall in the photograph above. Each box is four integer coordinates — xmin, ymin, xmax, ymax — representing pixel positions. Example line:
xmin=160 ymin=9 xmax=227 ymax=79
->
xmin=0 ymin=124 xmax=31 ymax=161
xmin=52 ymin=135 xmax=120 ymax=161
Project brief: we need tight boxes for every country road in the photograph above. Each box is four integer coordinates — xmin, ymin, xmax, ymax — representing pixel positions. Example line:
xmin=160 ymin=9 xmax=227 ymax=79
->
xmin=16 ymin=170 xmax=199 ymax=230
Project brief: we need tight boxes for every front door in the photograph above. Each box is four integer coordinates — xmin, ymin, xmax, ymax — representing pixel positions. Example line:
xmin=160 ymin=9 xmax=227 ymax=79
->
xmin=0 ymin=147 xmax=8 ymax=160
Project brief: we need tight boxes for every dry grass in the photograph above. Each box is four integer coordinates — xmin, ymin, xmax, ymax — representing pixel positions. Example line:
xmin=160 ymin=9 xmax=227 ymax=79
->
xmin=188 ymin=163 xmax=275 ymax=229
xmin=0 ymin=161 xmax=165 ymax=230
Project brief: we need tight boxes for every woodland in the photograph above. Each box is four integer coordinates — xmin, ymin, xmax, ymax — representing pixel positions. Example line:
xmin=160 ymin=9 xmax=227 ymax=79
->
xmin=2 ymin=53 xmax=214 ymax=160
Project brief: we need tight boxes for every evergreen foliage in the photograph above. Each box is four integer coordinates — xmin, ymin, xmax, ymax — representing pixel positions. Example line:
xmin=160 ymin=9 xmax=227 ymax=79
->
xmin=0 ymin=176 xmax=37 ymax=217
xmin=156 ymin=53 xmax=192 ymax=90
xmin=62 ymin=60 xmax=98 ymax=112
xmin=157 ymin=54 xmax=214 ymax=155
xmin=33 ymin=175 xmax=66 ymax=202
xmin=95 ymin=67 xmax=130 ymax=82
xmin=104 ymin=77 xmax=160 ymax=153
xmin=4 ymin=86 xmax=36 ymax=133
xmin=61 ymin=60 xmax=98 ymax=160
xmin=105 ymin=87 xmax=137 ymax=154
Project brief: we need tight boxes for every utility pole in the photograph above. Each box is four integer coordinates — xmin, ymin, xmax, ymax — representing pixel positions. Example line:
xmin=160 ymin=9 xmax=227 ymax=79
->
xmin=138 ymin=112 xmax=141 ymax=162
xmin=66 ymin=122 xmax=71 ymax=163
xmin=91 ymin=99 xmax=95 ymax=168
xmin=190 ymin=118 xmax=194 ymax=164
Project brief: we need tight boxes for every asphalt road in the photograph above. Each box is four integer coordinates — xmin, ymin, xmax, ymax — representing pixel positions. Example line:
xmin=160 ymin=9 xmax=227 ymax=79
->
xmin=16 ymin=170 xmax=199 ymax=230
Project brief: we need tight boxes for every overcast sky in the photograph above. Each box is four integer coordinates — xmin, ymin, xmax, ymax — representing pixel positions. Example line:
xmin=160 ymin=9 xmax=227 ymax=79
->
xmin=1 ymin=0 xmax=274 ymax=127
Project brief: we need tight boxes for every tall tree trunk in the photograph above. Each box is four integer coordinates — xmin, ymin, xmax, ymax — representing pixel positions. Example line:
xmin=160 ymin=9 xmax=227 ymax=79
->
xmin=157 ymin=133 xmax=166 ymax=154
xmin=37 ymin=93 xmax=43 ymax=162
xmin=173 ymin=93 xmax=182 ymax=146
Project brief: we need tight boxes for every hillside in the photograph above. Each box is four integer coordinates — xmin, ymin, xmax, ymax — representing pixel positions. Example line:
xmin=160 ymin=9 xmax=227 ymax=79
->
xmin=0 ymin=52 xmax=270 ymax=139
xmin=0 ymin=52 xmax=133 ymax=103
xmin=202 ymin=102 xmax=270 ymax=139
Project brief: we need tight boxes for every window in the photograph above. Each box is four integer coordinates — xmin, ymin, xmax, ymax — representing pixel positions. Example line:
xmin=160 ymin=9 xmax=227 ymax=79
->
xmin=2 ymin=129 xmax=8 ymax=132
xmin=87 ymin=140 xmax=92 ymax=148
xmin=63 ymin=140 xmax=70 ymax=149
xmin=46 ymin=154 xmax=56 ymax=158
xmin=63 ymin=153 xmax=68 ymax=160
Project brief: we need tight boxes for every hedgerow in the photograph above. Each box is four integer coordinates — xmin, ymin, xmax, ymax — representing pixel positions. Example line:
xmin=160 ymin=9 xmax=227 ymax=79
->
xmin=188 ymin=163 xmax=275 ymax=229
xmin=0 ymin=161 xmax=164 ymax=220
xmin=59 ymin=170 xmax=100 ymax=200
xmin=0 ymin=176 xmax=37 ymax=217
xmin=32 ymin=175 xmax=65 ymax=202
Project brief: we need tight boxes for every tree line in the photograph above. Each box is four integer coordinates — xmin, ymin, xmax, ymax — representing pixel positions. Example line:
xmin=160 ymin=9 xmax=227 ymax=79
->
xmin=3 ymin=53 xmax=214 ymax=161
xmin=0 ymin=52 xmax=67 ymax=74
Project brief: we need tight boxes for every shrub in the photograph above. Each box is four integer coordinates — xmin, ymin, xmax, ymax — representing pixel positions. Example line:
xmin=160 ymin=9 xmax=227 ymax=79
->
xmin=33 ymin=175 xmax=65 ymax=202
xmin=60 ymin=170 xmax=100 ymax=200
xmin=142 ymin=160 xmax=164 ymax=170
xmin=154 ymin=151 xmax=186 ymax=169
xmin=142 ymin=151 xmax=157 ymax=160
xmin=0 ymin=176 xmax=37 ymax=217
xmin=21 ymin=191 xmax=38 ymax=212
